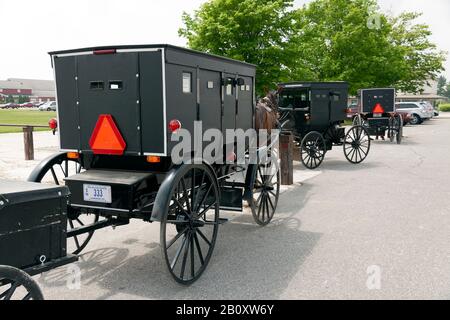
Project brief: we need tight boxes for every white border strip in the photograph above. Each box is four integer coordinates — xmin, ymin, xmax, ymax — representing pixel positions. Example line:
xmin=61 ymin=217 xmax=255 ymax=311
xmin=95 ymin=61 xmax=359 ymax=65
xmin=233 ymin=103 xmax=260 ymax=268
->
xmin=51 ymin=47 xmax=168 ymax=156
xmin=161 ymin=48 xmax=168 ymax=156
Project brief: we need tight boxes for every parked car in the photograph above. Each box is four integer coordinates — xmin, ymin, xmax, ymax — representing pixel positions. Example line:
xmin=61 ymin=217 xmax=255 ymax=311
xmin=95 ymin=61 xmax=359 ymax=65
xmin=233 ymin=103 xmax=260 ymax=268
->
xmin=3 ymin=103 xmax=19 ymax=109
xmin=20 ymin=102 xmax=34 ymax=108
xmin=346 ymin=103 xmax=359 ymax=119
xmin=419 ymin=101 xmax=434 ymax=119
xmin=38 ymin=101 xmax=57 ymax=111
xmin=395 ymin=102 xmax=431 ymax=125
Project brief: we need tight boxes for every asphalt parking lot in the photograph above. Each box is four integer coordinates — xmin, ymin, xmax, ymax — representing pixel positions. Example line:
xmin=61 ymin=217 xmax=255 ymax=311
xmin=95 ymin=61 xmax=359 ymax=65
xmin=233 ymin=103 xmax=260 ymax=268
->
xmin=2 ymin=114 xmax=450 ymax=300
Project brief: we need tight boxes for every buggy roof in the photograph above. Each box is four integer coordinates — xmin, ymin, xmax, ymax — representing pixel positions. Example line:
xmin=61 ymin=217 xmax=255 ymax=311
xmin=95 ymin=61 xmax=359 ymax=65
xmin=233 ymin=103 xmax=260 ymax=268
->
xmin=48 ymin=44 xmax=256 ymax=68
xmin=279 ymin=81 xmax=349 ymax=90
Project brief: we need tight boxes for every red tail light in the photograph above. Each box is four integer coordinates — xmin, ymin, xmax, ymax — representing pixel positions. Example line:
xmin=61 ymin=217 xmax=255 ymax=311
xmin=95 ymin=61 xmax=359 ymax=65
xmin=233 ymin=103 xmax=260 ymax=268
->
xmin=94 ymin=49 xmax=116 ymax=55
xmin=48 ymin=118 xmax=58 ymax=130
xmin=169 ymin=120 xmax=182 ymax=133
xmin=372 ymin=103 xmax=385 ymax=114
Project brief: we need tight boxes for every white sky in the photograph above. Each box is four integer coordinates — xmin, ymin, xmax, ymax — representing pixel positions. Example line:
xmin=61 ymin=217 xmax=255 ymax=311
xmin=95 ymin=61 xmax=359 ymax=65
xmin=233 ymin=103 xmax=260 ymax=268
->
xmin=0 ymin=0 xmax=448 ymax=80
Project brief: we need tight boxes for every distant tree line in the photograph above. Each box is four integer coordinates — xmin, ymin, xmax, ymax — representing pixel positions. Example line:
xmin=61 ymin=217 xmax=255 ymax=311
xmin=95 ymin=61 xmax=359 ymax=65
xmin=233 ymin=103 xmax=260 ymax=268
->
xmin=179 ymin=0 xmax=446 ymax=96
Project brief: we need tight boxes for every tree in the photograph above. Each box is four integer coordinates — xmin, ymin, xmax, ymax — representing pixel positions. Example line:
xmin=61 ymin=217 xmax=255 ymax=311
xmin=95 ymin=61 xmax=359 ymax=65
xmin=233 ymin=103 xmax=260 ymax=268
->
xmin=179 ymin=0 xmax=298 ymax=95
xmin=180 ymin=0 xmax=446 ymax=95
xmin=6 ymin=95 xmax=15 ymax=103
xmin=291 ymin=0 xmax=445 ymax=94
xmin=437 ymin=76 xmax=447 ymax=96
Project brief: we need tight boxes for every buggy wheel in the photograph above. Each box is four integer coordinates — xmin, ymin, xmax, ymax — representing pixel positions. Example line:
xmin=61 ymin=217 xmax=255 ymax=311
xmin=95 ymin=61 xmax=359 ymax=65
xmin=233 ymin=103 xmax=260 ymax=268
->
xmin=161 ymin=164 xmax=220 ymax=285
xmin=300 ymin=131 xmax=326 ymax=170
xmin=28 ymin=153 xmax=99 ymax=255
xmin=388 ymin=114 xmax=403 ymax=144
xmin=344 ymin=126 xmax=371 ymax=164
xmin=249 ymin=160 xmax=280 ymax=226
xmin=0 ymin=266 xmax=44 ymax=300
xmin=394 ymin=114 xmax=403 ymax=144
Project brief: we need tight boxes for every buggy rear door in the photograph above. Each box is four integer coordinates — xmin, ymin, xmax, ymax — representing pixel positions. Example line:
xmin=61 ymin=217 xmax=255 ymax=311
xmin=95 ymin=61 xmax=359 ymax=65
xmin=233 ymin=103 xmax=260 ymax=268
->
xmin=310 ymin=89 xmax=331 ymax=129
xmin=77 ymin=53 xmax=141 ymax=155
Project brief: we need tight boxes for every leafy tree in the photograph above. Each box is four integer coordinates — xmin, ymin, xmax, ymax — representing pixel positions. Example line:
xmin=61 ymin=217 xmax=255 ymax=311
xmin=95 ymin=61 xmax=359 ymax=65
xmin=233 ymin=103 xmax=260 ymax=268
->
xmin=437 ymin=76 xmax=447 ymax=96
xmin=292 ymin=0 xmax=445 ymax=94
xmin=180 ymin=0 xmax=446 ymax=95
xmin=179 ymin=0 xmax=298 ymax=95
xmin=6 ymin=95 xmax=15 ymax=103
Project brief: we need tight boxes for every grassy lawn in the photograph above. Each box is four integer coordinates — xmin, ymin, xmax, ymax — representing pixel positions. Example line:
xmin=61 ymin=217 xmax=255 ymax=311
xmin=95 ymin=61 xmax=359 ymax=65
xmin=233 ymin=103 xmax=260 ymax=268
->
xmin=0 ymin=109 xmax=56 ymax=133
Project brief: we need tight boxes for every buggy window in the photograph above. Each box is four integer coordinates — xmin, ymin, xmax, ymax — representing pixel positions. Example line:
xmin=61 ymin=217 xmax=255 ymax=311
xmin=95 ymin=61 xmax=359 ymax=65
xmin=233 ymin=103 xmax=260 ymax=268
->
xmin=226 ymin=84 xmax=233 ymax=96
xmin=279 ymin=90 xmax=310 ymax=109
xmin=182 ymin=72 xmax=192 ymax=93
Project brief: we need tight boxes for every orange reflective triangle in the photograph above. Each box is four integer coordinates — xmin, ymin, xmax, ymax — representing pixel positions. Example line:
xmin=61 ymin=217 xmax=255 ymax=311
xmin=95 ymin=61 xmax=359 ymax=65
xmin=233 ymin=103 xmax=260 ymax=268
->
xmin=89 ymin=114 xmax=126 ymax=155
xmin=372 ymin=103 xmax=385 ymax=114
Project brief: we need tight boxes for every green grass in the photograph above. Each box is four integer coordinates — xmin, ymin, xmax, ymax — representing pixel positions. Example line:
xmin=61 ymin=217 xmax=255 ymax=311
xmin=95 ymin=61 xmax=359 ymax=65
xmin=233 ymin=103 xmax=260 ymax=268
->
xmin=439 ymin=104 xmax=450 ymax=112
xmin=0 ymin=109 xmax=56 ymax=133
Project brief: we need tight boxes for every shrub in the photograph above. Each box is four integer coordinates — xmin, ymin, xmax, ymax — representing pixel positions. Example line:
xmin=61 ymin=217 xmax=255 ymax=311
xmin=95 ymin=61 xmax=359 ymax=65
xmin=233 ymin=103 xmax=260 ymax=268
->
xmin=439 ymin=104 xmax=450 ymax=112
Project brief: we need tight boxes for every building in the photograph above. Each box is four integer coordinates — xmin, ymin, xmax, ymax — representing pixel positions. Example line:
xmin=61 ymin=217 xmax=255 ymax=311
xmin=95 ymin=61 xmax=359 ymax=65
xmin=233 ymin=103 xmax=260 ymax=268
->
xmin=397 ymin=80 xmax=447 ymax=106
xmin=0 ymin=78 xmax=55 ymax=103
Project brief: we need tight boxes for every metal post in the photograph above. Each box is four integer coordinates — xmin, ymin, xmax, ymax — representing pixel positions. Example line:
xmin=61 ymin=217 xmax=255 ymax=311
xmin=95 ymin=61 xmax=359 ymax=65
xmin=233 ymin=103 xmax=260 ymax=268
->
xmin=23 ymin=126 xmax=34 ymax=161
xmin=280 ymin=132 xmax=293 ymax=185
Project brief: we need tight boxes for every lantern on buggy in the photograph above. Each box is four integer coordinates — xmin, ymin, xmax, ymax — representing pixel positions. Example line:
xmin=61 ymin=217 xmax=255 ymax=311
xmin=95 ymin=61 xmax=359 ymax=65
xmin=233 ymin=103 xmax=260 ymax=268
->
xmin=48 ymin=118 xmax=58 ymax=135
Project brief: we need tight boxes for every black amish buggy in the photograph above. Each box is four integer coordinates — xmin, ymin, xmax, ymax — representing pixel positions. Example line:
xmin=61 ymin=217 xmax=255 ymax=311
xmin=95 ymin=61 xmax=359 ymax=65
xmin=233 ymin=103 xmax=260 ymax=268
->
xmin=353 ymin=88 xmax=403 ymax=144
xmin=0 ymin=45 xmax=281 ymax=297
xmin=278 ymin=82 xmax=371 ymax=170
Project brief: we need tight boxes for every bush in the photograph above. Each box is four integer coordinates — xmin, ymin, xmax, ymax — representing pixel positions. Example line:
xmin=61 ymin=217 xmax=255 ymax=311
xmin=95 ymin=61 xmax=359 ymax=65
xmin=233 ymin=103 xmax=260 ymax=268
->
xmin=439 ymin=104 xmax=450 ymax=112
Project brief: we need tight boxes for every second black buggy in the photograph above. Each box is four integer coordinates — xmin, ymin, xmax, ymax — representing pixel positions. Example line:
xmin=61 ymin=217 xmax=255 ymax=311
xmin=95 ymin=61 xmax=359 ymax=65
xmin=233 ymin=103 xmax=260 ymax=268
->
xmin=278 ymin=82 xmax=371 ymax=170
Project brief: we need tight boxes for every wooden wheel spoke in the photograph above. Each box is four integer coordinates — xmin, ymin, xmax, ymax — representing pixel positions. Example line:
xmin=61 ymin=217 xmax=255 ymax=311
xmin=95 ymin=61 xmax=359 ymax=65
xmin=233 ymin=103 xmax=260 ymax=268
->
xmin=194 ymin=232 xmax=205 ymax=265
xmin=170 ymin=234 xmax=188 ymax=270
xmin=4 ymin=283 xmax=18 ymax=300
xmin=167 ymin=227 xmax=189 ymax=250
xmin=196 ymin=229 xmax=211 ymax=247
xmin=190 ymin=235 xmax=195 ymax=278
xmin=180 ymin=178 xmax=191 ymax=214
xmin=50 ymin=167 xmax=59 ymax=185
xmin=179 ymin=233 xmax=191 ymax=280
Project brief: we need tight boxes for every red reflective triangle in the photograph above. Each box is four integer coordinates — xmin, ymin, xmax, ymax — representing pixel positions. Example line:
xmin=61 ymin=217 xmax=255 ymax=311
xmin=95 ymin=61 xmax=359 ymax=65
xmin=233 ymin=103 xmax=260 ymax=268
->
xmin=372 ymin=103 xmax=385 ymax=114
xmin=89 ymin=114 xmax=126 ymax=155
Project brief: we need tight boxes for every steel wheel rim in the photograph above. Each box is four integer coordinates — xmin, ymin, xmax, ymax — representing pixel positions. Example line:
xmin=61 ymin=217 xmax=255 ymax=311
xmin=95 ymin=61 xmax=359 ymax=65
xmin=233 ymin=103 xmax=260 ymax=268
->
xmin=161 ymin=166 xmax=219 ymax=285
xmin=301 ymin=132 xmax=326 ymax=170
xmin=344 ymin=126 xmax=371 ymax=164
xmin=0 ymin=267 xmax=44 ymax=300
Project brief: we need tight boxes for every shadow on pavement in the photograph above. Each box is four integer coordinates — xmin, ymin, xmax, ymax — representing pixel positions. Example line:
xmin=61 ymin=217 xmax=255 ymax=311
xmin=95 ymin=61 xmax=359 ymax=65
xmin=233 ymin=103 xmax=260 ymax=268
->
xmin=41 ymin=181 xmax=321 ymax=300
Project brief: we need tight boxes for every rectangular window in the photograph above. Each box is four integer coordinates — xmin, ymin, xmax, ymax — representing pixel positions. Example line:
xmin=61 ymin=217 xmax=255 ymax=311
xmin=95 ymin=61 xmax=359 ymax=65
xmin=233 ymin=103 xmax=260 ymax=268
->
xmin=90 ymin=81 xmax=104 ymax=90
xmin=183 ymin=72 xmax=192 ymax=93
xmin=226 ymin=84 xmax=233 ymax=96
xmin=109 ymin=81 xmax=123 ymax=90
xmin=207 ymin=81 xmax=214 ymax=89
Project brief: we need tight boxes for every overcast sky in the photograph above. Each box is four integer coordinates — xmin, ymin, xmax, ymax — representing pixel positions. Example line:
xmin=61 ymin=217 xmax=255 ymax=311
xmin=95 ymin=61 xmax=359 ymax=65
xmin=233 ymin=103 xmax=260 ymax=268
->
xmin=0 ymin=0 xmax=448 ymax=80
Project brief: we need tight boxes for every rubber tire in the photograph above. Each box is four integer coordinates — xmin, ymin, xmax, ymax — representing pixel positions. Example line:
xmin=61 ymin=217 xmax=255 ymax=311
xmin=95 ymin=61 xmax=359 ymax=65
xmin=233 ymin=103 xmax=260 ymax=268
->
xmin=410 ymin=114 xmax=422 ymax=125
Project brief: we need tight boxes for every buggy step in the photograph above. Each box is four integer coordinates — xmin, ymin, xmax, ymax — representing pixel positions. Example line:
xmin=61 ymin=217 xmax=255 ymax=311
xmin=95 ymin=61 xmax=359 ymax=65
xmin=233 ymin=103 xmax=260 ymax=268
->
xmin=218 ymin=218 xmax=229 ymax=225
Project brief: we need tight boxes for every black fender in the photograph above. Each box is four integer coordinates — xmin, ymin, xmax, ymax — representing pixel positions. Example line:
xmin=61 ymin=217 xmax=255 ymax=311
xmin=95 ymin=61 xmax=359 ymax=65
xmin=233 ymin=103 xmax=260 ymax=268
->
xmin=150 ymin=160 xmax=217 ymax=222
xmin=28 ymin=152 xmax=68 ymax=182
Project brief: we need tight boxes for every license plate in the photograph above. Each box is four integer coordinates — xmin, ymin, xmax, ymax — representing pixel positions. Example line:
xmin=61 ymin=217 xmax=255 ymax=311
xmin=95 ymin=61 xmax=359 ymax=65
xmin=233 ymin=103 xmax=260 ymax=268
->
xmin=83 ymin=184 xmax=112 ymax=204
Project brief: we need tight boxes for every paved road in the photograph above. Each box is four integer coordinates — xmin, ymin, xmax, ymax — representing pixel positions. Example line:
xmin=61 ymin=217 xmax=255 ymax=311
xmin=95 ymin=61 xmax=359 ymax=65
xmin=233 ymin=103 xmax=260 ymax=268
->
xmin=2 ymin=114 xmax=450 ymax=299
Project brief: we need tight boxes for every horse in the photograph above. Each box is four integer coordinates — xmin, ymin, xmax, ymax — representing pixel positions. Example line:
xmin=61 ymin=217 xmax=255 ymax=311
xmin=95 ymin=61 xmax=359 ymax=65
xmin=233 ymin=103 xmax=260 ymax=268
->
xmin=255 ymin=91 xmax=279 ymax=135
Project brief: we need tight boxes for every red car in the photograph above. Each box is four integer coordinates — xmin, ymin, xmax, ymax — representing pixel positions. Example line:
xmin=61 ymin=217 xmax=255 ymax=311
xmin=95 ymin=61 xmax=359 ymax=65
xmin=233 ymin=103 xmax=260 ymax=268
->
xmin=20 ymin=102 xmax=34 ymax=108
